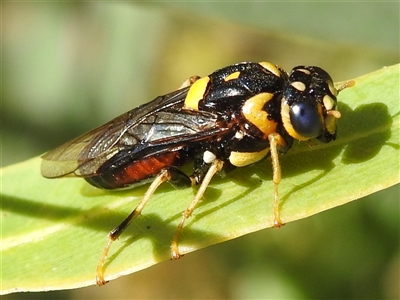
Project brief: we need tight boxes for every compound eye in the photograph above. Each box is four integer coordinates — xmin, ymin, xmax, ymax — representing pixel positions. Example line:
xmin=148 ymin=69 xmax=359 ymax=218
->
xmin=289 ymin=102 xmax=323 ymax=138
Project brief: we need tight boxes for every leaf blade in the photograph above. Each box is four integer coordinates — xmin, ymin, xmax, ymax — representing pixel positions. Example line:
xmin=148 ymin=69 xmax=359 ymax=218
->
xmin=1 ymin=64 xmax=399 ymax=294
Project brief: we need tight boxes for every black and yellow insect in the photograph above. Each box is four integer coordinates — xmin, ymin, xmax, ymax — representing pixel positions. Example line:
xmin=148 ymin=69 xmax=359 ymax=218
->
xmin=41 ymin=61 xmax=352 ymax=285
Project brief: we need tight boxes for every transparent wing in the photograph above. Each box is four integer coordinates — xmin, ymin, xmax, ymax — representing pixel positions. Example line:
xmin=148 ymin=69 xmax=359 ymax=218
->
xmin=41 ymin=87 xmax=227 ymax=178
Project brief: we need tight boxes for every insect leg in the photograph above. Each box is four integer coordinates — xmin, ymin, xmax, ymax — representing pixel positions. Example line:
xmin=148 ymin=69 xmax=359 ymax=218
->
xmin=268 ymin=132 xmax=289 ymax=228
xmin=170 ymin=158 xmax=224 ymax=260
xmin=96 ymin=168 xmax=192 ymax=286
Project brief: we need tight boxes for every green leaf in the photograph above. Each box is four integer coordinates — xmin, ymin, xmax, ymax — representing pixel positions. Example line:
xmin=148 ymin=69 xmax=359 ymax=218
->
xmin=1 ymin=64 xmax=399 ymax=294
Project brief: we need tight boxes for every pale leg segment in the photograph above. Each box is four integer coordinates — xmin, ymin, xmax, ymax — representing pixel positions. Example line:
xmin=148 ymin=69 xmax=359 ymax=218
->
xmin=268 ymin=133 xmax=287 ymax=228
xmin=170 ymin=159 xmax=224 ymax=259
xmin=96 ymin=169 xmax=172 ymax=286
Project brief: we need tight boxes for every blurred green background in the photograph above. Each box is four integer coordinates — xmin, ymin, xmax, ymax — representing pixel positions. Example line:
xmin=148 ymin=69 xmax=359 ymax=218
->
xmin=2 ymin=2 xmax=399 ymax=299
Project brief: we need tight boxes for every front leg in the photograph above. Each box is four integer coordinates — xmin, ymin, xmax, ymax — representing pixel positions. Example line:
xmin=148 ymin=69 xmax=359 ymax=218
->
xmin=268 ymin=132 xmax=290 ymax=228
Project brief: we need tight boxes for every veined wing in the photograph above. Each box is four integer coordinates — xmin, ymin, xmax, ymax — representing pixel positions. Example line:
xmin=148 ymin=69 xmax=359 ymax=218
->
xmin=41 ymin=87 xmax=227 ymax=178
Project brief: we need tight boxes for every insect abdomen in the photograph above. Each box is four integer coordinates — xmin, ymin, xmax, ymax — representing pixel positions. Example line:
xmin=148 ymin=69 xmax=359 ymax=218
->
xmin=85 ymin=151 xmax=188 ymax=189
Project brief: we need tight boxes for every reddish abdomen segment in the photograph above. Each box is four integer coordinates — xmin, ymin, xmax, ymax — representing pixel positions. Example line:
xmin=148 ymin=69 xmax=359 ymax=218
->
xmin=85 ymin=151 xmax=187 ymax=189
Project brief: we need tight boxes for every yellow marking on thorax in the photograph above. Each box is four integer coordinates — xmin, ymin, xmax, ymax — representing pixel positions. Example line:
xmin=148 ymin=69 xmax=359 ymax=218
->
xmin=259 ymin=62 xmax=281 ymax=77
xmin=183 ymin=76 xmax=210 ymax=111
xmin=224 ymin=71 xmax=241 ymax=81
xmin=242 ymin=93 xmax=277 ymax=138
xmin=229 ymin=148 xmax=270 ymax=167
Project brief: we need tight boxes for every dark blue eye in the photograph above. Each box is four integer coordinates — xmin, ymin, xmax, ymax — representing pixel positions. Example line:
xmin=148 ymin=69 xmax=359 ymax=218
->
xmin=289 ymin=102 xmax=323 ymax=138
